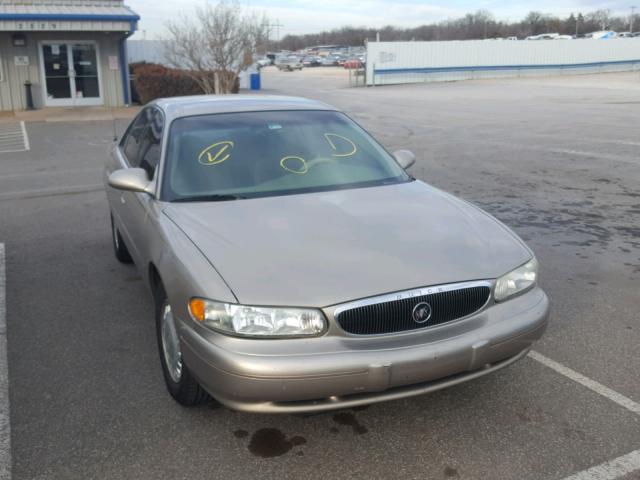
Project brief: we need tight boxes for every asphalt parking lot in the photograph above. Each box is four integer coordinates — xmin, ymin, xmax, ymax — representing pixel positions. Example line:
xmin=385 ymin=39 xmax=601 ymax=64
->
xmin=1 ymin=67 xmax=639 ymax=479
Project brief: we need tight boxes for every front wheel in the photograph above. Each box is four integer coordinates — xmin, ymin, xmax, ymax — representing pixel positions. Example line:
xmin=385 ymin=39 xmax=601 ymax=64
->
xmin=155 ymin=288 xmax=209 ymax=406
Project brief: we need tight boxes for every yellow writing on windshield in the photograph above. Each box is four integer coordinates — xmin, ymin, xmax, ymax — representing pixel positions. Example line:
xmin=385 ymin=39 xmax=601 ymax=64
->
xmin=198 ymin=141 xmax=234 ymax=165
xmin=280 ymin=156 xmax=308 ymax=174
xmin=324 ymin=133 xmax=357 ymax=157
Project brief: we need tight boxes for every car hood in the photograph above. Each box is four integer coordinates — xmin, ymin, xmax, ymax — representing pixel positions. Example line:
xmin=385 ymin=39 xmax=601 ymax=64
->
xmin=163 ymin=181 xmax=532 ymax=307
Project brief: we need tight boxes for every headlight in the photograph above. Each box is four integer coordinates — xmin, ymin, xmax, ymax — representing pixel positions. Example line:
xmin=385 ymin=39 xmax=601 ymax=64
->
xmin=494 ymin=258 xmax=538 ymax=302
xmin=188 ymin=298 xmax=326 ymax=337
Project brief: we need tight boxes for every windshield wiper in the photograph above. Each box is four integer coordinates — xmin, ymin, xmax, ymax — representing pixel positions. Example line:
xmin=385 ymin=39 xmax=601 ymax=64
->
xmin=173 ymin=194 xmax=246 ymax=203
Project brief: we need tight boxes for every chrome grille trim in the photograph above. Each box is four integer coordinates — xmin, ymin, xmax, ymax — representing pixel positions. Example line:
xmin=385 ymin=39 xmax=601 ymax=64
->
xmin=333 ymin=280 xmax=493 ymax=317
xmin=332 ymin=280 xmax=493 ymax=335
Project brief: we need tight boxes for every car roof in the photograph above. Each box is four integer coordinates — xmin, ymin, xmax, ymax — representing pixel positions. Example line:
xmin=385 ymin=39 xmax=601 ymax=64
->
xmin=152 ymin=95 xmax=337 ymax=120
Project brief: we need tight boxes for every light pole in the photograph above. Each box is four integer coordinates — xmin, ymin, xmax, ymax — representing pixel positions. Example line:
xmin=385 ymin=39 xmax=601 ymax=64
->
xmin=631 ymin=6 xmax=637 ymax=34
xmin=266 ymin=20 xmax=284 ymax=51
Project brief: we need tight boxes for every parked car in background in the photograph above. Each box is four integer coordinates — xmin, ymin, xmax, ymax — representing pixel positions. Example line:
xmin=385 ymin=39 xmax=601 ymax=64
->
xmin=302 ymin=56 xmax=322 ymax=67
xmin=586 ymin=31 xmax=617 ymax=39
xmin=256 ymin=58 xmax=271 ymax=69
xmin=277 ymin=57 xmax=303 ymax=71
xmin=343 ymin=58 xmax=364 ymax=69
xmin=105 ymin=95 xmax=549 ymax=413
xmin=525 ymin=33 xmax=560 ymax=40
xmin=321 ymin=56 xmax=340 ymax=66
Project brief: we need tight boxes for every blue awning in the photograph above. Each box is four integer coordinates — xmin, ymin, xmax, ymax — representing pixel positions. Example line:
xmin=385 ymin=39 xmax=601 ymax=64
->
xmin=0 ymin=2 xmax=139 ymax=32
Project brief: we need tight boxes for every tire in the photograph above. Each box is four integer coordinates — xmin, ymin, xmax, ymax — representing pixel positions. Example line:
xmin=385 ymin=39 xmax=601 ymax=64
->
xmin=111 ymin=214 xmax=133 ymax=264
xmin=154 ymin=285 xmax=209 ymax=406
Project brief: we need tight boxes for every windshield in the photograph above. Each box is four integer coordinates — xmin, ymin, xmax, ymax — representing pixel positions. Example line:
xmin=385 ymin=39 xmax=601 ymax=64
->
xmin=162 ymin=110 xmax=410 ymax=202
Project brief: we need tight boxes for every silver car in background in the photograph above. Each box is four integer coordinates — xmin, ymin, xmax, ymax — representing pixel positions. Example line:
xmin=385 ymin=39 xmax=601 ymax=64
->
xmin=105 ymin=95 xmax=549 ymax=413
xmin=276 ymin=57 xmax=303 ymax=71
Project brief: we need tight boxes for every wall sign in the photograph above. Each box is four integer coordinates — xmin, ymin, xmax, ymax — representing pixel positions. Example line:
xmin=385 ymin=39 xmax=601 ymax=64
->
xmin=14 ymin=56 xmax=29 ymax=66
xmin=12 ymin=33 xmax=26 ymax=47
xmin=15 ymin=22 xmax=59 ymax=30
xmin=108 ymin=55 xmax=119 ymax=70
xmin=379 ymin=51 xmax=397 ymax=63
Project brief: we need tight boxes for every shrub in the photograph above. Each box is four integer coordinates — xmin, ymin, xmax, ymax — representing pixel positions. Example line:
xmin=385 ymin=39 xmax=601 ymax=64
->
xmin=131 ymin=63 xmax=239 ymax=105
xmin=132 ymin=63 xmax=202 ymax=104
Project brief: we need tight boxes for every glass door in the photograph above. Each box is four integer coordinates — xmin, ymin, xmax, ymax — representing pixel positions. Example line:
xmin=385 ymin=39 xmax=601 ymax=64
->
xmin=71 ymin=44 xmax=100 ymax=103
xmin=41 ymin=42 xmax=103 ymax=107
xmin=42 ymin=43 xmax=72 ymax=104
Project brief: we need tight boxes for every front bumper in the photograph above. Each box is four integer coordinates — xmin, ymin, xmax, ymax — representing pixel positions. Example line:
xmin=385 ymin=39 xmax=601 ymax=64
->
xmin=177 ymin=287 xmax=549 ymax=413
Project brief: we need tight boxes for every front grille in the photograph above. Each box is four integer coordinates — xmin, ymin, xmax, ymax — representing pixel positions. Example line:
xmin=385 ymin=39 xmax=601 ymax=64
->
xmin=335 ymin=285 xmax=491 ymax=335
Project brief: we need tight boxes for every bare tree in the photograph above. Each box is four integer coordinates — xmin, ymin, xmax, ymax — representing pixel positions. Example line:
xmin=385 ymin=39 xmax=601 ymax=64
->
xmin=164 ymin=1 xmax=267 ymax=94
xmin=278 ymin=7 xmax=635 ymax=48
xmin=587 ymin=9 xmax=612 ymax=30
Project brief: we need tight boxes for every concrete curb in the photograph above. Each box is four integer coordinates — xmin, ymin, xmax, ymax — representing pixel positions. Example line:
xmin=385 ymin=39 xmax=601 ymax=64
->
xmin=0 ymin=243 xmax=11 ymax=480
xmin=0 ymin=106 xmax=140 ymax=124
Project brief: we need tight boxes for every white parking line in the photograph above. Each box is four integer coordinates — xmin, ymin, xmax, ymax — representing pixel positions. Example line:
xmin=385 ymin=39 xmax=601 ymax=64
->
xmin=0 ymin=123 xmax=28 ymax=154
xmin=20 ymin=122 xmax=30 ymax=152
xmin=0 ymin=183 xmax=103 ymax=202
xmin=529 ymin=351 xmax=640 ymax=480
xmin=0 ymin=243 xmax=11 ymax=480
xmin=560 ymin=449 xmax=640 ymax=480
xmin=529 ymin=351 xmax=640 ymax=415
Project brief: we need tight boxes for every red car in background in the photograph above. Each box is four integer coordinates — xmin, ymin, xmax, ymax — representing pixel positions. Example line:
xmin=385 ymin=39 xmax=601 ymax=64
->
xmin=343 ymin=58 xmax=364 ymax=69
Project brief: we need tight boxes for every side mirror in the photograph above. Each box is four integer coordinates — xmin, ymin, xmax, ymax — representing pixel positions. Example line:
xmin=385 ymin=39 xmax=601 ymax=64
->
xmin=108 ymin=168 xmax=155 ymax=196
xmin=393 ymin=149 xmax=416 ymax=170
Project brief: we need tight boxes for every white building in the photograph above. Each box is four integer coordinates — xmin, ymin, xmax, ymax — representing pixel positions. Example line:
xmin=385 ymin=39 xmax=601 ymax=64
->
xmin=0 ymin=0 xmax=139 ymax=111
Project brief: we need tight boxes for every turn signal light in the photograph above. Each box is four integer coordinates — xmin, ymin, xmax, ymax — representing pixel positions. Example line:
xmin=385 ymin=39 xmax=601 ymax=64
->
xmin=189 ymin=298 xmax=206 ymax=321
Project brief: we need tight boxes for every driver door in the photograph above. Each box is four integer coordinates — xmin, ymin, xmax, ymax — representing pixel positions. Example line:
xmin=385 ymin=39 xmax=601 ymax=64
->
xmin=110 ymin=108 xmax=164 ymax=268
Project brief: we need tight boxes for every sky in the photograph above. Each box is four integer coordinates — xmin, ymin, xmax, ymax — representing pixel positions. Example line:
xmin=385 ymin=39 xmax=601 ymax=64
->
xmin=128 ymin=0 xmax=636 ymax=39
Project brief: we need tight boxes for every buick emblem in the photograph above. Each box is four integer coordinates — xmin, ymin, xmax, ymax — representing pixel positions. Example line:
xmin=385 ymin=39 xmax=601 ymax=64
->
xmin=412 ymin=302 xmax=432 ymax=324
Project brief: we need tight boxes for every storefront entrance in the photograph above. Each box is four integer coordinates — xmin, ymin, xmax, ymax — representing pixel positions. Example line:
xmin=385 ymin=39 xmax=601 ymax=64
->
xmin=39 ymin=41 xmax=103 ymax=107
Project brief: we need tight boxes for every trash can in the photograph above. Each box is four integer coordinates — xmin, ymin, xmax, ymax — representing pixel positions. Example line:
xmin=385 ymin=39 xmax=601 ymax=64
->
xmin=250 ymin=73 xmax=261 ymax=91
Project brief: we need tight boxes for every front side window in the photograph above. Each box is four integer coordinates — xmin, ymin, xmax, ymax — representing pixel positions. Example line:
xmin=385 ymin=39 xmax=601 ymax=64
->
xmin=139 ymin=109 xmax=164 ymax=178
xmin=162 ymin=110 xmax=409 ymax=202
xmin=122 ymin=111 xmax=149 ymax=166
